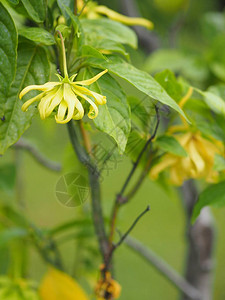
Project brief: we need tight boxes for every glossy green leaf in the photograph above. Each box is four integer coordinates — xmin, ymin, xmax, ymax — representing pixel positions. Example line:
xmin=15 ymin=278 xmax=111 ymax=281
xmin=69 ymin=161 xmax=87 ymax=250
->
xmin=154 ymin=69 xmax=183 ymax=102
xmin=20 ymin=0 xmax=45 ymax=22
xmin=81 ymin=18 xmax=137 ymax=48
xmin=85 ymin=68 xmax=131 ymax=153
xmin=6 ymin=0 xmax=19 ymax=4
xmin=156 ymin=135 xmax=187 ymax=157
xmin=89 ymin=39 xmax=129 ymax=59
xmin=0 ymin=164 xmax=16 ymax=194
xmin=0 ymin=43 xmax=50 ymax=155
xmin=86 ymin=56 xmax=188 ymax=121
xmin=0 ymin=3 xmax=17 ymax=117
xmin=19 ymin=27 xmax=55 ymax=45
xmin=192 ymin=181 xmax=225 ymax=223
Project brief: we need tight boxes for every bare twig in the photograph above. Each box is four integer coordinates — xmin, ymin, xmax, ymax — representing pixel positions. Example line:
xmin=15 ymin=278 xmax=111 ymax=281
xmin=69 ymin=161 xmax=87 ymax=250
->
xmin=115 ymin=205 xmax=150 ymax=249
xmin=13 ymin=138 xmax=62 ymax=172
xmin=125 ymin=236 xmax=202 ymax=300
xmin=109 ymin=106 xmax=160 ymax=244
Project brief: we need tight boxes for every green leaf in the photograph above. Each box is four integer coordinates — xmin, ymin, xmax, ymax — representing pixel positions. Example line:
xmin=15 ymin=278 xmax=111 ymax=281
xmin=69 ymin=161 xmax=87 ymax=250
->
xmin=154 ymin=69 xmax=183 ymax=102
xmin=0 ymin=164 xmax=16 ymax=194
xmin=81 ymin=19 xmax=137 ymax=48
xmin=155 ymin=135 xmax=187 ymax=157
xmin=19 ymin=27 xmax=55 ymax=45
xmin=82 ymin=45 xmax=107 ymax=60
xmin=0 ymin=43 xmax=50 ymax=155
xmin=86 ymin=55 xmax=188 ymax=121
xmin=0 ymin=3 xmax=17 ymax=116
xmin=20 ymin=0 xmax=45 ymax=22
xmin=192 ymin=181 xmax=225 ymax=223
xmin=213 ymin=154 xmax=225 ymax=171
xmin=197 ymin=86 xmax=225 ymax=116
xmin=6 ymin=0 xmax=19 ymax=4
xmin=57 ymin=0 xmax=74 ymax=22
xmin=85 ymin=68 xmax=131 ymax=153
xmin=89 ymin=39 xmax=129 ymax=59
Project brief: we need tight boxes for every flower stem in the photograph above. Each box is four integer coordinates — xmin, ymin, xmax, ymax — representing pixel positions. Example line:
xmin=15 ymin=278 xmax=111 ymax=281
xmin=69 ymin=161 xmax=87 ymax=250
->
xmin=55 ymin=30 xmax=68 ymax=78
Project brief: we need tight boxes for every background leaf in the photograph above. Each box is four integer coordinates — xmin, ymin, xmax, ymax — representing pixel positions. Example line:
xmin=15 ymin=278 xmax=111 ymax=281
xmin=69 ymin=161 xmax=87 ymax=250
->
xmin=0 ymin=3 xmax=17 ymax=117
xmin=155 ymin=135 xmax=187 ymax=157
xmin=192 ymin=181 xmax=225 ymax=223
xmin=0 ymin=42 xmax=50 ymax=155
xmin=19 ymin=28 xmax=55 ymax=45
xmin=81 ymin=18 xmax=137 ymax=48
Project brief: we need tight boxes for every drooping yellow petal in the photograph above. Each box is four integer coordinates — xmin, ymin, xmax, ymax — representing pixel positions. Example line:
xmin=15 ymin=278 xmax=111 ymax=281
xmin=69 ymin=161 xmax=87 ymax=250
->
xmin=21 ymin=92 xmax=45 ymax=112
xmin=57 ymin=84 xmax=76 ymax=124
xmin=188 ymin=139 xmax=205 ymax=174
xmin=45 ymin=86 xmax=64 ymax=117
xmin=74 ymin=69 xmax=108 ymax=86
xmin=63 ymin=84 xmax=84 ymax=120
xmin=38 ymin=88 xmax=60 ymax=120
xmin=75 ymin=85 xmax=107 ymax=105
xmin=94 ymin=6 xmax=154 ymax=30
xmin=55 ymin=100 xmax=68 ymax=123
xmin=19 ymin=82 xmax=60 ymax=99
xmin=150 ymin=155 xmax=177 ymax=179
xmin=170 ymin=164 xmax=184 ymax=185
xmin=73 ymin=88 xmax=99 ymax=119
xmin=39 ymin=267 xmax=89 ymax=300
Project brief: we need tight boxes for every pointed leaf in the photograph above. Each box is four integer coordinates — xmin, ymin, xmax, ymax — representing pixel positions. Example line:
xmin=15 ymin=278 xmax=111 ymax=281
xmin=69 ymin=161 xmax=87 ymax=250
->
xmin=86 ymin=56 xmax=188 ymax=121
xmin=19 ymin=28 xmax=55 ymax=45
xmin=0 ymin=3 xmax=17 ymax=116
xmin=192 ymin=181 xmax=225 ymax=223
xmin=0 ymin=43 xmax=50 ymax=154
xmin=21 ymin=0 xmax=45 ymax=23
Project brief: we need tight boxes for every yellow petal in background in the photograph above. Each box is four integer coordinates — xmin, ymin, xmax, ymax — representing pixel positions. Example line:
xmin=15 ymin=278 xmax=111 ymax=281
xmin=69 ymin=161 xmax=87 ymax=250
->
xmin=95 ymin=6 xmax=154 ymax=30
xmin=39 ymin=267 xmax=89 ymax=300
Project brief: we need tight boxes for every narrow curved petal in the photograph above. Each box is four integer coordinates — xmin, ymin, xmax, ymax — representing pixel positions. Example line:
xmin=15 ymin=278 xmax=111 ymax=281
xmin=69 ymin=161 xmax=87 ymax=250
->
xmin=38 ymin=89 xmax=59 ymax=119
xmin=72 ymin=87 xmax=98 ymax=119
xmin=45 ymin=86 xmax=64 ymax=117
xmin=74 ymin=85 xmax=106 ymax=105
xmin=19 ymin=82 xmax=61 ymax=99
xmin=55 ymin=101 xmax=68 ymax=123
xmin=21 ymin=92 xmax=45 ymax=112
xmin=150 ymin=155 xmax=177 ymax=179
xmin=74 ymin=69 xmax=108 ymax=86
xmin=94 ymin=6 xmax=153 ymax=30
xmin=188 ymin=140 xmax=205 ymax=174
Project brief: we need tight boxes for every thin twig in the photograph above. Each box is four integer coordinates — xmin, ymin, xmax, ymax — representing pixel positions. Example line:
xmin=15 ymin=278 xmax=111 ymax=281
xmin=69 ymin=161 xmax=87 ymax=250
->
xmin=109 ymin=106 xmax=160 ymax=243
xmin=115 ymin=205 xmax=150 ymax=249
xmin=13 ymin=138 xmax=62 ymax=172
xmin=125 ymin=236 xmax=202 ymax=300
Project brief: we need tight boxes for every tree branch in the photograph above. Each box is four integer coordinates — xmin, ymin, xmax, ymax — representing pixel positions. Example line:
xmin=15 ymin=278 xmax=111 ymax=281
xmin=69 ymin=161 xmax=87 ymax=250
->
xmin=13 ymin=138 xmax=62 ymax=172
xmin=125 ymin=236 xmax=202 ymax=300
xmin=67 ymin=120 xmax=109 ymax=262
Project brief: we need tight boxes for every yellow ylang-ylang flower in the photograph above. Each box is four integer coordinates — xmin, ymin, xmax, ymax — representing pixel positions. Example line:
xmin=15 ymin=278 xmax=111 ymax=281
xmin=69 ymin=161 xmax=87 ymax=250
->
xmin=77 ymin=0 xmax=153 ymax=30
xmin=20 ymin=69 xmax=107 ymax=124
xmin=20 ymin=30 xmax=108 ymax=124
xmin=150 ymin=129 xmax=224 ymax=186
xmin=95 ymin=270 xmax=121 ymax=300
xmin=39 ymin=267 xmax=89 ymax=300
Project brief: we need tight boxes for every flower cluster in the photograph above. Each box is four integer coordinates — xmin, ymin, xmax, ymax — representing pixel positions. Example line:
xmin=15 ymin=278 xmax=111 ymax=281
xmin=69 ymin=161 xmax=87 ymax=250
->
xmin=20 ymin=70 xmax=108 ymax=124
xmin=95 ymin=270 xmax=121 ymax=300
xmin=150 ymin=128 xmax=224 ymax=186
